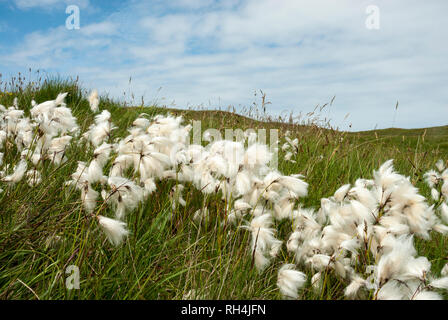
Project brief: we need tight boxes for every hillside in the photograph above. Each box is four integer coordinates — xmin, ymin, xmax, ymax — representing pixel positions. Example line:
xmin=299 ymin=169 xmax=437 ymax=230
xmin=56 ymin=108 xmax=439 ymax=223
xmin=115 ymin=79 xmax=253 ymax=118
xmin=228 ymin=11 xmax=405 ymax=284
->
xmin=0 ymin=79 xmax=447 ymax=300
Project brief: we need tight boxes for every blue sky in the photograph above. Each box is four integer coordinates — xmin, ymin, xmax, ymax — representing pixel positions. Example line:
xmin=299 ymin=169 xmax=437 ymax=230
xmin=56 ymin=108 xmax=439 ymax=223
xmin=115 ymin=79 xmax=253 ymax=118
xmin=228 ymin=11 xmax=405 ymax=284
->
xmin=0 ymin=0 xmax=447 ymax=131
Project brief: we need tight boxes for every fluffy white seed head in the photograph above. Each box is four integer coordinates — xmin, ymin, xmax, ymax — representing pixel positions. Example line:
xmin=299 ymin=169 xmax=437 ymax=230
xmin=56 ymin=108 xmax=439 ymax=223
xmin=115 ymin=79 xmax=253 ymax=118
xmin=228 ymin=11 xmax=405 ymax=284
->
xmin=88 ymin=89 xmax=99 ymax=112
xmin=97 ymin=215 xmax=129 ymax=246
xmin=277 ymin=264 xmax=307 ymax=299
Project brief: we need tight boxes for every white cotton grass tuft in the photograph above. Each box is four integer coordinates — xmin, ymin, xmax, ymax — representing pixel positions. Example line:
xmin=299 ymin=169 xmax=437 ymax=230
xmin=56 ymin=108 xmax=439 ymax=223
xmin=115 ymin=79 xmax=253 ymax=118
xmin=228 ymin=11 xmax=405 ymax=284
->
xmin=435 ymin=159 xmax=445 ymax=172
xmin=82 ymin=187 xmax=99 ymax=213
xmin=282 ymin=135 xmax=298 ymax=163
xmin=440 ymin=263 xmax=448 ymax=277
xmin=334 ymin=184 xmax=351 ymax=202
xmin=441 ymin=203 xmax=448 ymax=224
xmin=243 ymin=213 xmax=283 ymax=271
xmin=429 ymin=277 xmax=448 ymax=290
xmin=344 ymin=275 xmax=367 ymax=299
xmin=423 ymin=170 xmax=440 ymax=188
xmin=431 ymin=188 xmax=440 ymax=201
xmin=88 ymin=89 xmax=100 ymax=113
xmin=97 ymin=215 xmax=129 ymax=246
xmin=412 ymin=290 xmax=443 ymax=300
xmin=310 ymin=272 xmax=323 ymax=294
xmin=278 ymin=175 xmax=308 ymax=198
xmin=106 ymin=176 xmax=144 ymax=219
xmin=1 ymin=159 xmax=27 ymax=184
xmin=277 ymin=264 xmax=307 ymax=299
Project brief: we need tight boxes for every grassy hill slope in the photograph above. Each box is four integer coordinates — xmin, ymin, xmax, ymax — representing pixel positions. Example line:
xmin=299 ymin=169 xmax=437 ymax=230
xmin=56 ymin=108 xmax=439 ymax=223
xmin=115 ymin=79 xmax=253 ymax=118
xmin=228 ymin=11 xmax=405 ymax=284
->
xmin=0 ymin=79 xmax=446 ymax=300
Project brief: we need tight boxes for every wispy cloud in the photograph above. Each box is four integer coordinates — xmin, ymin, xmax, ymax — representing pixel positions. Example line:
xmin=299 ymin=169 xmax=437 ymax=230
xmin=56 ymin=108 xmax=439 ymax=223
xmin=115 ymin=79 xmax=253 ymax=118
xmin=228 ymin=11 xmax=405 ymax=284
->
xmin=1 ymin=0 xmax=447 ymax=130
xmin=12 ymin=0 xmax=89 ymax=10
xmin=80 ymin=21 xmax=117 ymax=36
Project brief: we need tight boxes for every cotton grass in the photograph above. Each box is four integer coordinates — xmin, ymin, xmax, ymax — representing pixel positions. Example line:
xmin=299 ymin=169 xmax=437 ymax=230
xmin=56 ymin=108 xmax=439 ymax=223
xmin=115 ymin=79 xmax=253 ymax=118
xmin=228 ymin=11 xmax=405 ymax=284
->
xmin=1 ymin=91 xmax=448 ymax=300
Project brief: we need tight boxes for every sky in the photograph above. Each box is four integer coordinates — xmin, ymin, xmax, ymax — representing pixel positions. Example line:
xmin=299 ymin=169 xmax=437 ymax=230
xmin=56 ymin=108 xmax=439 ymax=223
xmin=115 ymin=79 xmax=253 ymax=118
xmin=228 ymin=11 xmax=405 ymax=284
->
xmin=0 ymin=0 xmax=447 ymax=131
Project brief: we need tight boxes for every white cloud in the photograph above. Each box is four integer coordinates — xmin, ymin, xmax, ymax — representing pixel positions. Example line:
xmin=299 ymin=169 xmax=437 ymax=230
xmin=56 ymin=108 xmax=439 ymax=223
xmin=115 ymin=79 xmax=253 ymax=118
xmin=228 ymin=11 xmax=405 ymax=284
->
xmin=13 ymin=0 xmax=89 ymax=10
xmin=14 ymin=0 xmax=59 ymax=9
xmin=170 ymin=0 xmax=215 ymax=10
xmin=81 ymin=22 xmax=117 ymax=36
xmin=2 ymin=0 xmax=448 ymax=130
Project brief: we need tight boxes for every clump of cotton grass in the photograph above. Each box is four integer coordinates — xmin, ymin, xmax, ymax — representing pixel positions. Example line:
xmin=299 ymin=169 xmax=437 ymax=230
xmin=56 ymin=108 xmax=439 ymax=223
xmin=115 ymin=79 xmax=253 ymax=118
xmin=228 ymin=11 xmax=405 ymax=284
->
xmin=344 ymin=274 xmax=367 ymax=299
xmin=1 ymin=159 xmax=27 ymax=184
xmin=0 ymin=92 xmax=80 ymax=197
xmin=97 ymin=215 xmax=129 ymax=246
xmin=277 ymin=264 xmax=307 ymax=299
xmin=424 ymin=159 xmax=448 ymax=203
xmin=423 ymin=159 xmax=448 ymax=232
xmin=281 ymin=130 xmax=298 ymax=163
xmin=0 ymin=93 xmax=126 ymax=246
xmin=86 ymin=142 xmax=113 ymax=183
xmin=278 ymin=159 xmax=448 ymax=300
xmin=47 ymin=135 xmax=73 ymax=165
xmin=88 ymin=89 xmax=100 ymax=113
xmin=241 ymin=214 xmax=283 ymax=271
xmin=82 ymin=110 xmax=116 ymax=147
xmin=103 ymin=176 xmax=144 ymax=220
xmin=5 ymin=91 xmax=448 ymax=300
xmin=69 ymin=112 xmax=192 ymax=244
xmin=66 ymin=161 xmax=98 ymax=213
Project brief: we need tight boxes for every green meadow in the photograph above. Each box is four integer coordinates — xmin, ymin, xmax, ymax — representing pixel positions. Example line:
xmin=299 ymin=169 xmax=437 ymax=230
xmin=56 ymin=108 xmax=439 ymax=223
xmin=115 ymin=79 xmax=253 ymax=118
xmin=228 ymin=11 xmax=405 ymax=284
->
xmin=0 ymin=77 xmax=447 ymax=299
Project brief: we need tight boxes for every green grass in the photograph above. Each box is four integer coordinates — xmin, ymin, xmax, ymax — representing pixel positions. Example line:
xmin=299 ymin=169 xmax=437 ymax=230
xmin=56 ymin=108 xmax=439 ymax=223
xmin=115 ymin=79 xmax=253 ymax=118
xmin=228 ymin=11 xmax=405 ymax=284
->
xmin=0 ymin=77 xmax=447 ymax=300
